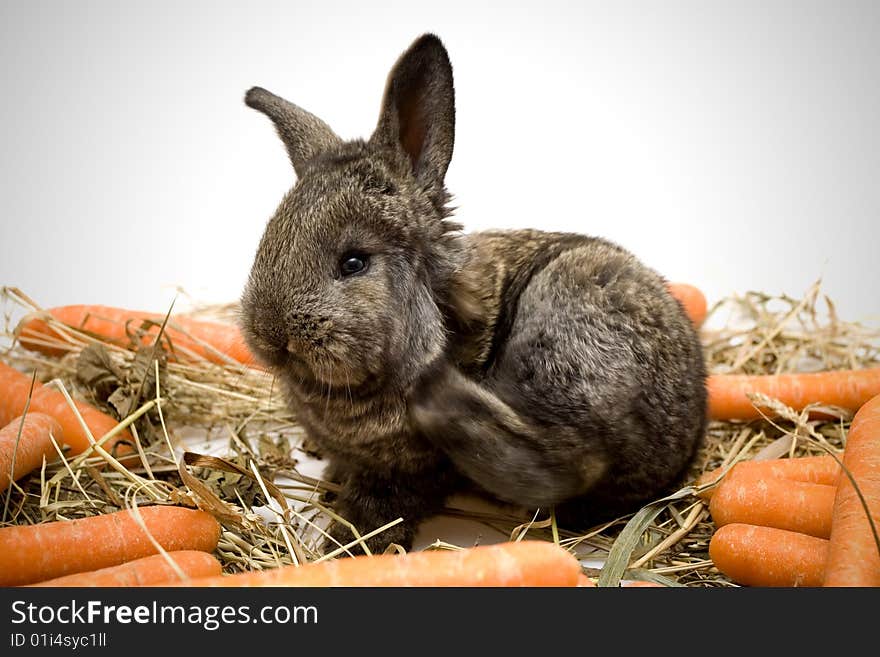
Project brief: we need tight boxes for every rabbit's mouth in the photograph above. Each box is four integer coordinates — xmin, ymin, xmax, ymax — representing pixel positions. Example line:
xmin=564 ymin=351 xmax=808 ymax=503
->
xmin=283 ymin=346 xmax=371 ymax=390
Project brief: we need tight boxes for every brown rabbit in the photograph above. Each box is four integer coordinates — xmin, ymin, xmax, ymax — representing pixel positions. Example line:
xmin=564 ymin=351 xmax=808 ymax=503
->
xmin=240 ymin=34 xmax=707 ymax=553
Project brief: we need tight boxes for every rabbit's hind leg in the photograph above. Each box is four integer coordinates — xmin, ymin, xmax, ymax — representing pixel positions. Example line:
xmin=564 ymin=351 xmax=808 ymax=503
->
xmin=409 ymin=363 xmax=608 ymax=509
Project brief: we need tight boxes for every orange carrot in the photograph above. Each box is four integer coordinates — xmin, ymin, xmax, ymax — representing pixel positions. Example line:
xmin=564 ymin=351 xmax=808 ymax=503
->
xmin=622 ymin=580 xmax=665 ymax=587
xmin=707 ymin=368 xmax=880 ymax=421
xmin=824 ymin=392 xmax=880 ymax=586
xmin=0 ymin=413 xmax=62 ymax=493
xmin=28 ymin=551 xmax=222 ymax=587
xmin=709 ymin=474 xmax=836 ymax=539
xmin=16 ymin=305 xmax=256 ymax=368
xmin=709 ymin=523 xmax=827 ymax=587
xmin=667 ymin=282 xmax=708 ymax=327
xmin=576 ymin=573 xmax=596 ymax=587
xmin=0 ymin=362 xmax=133 ymax=458
xmin=170 ymin=541 xmax=581 ymax=587
xmin=0 ymin=505 xmax=221 ymax=586
xmin=696 ymin=455 xmax=841 ymax=500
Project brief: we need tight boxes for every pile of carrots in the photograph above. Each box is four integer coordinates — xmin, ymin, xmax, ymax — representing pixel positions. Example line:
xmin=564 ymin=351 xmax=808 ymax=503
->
xmin=0 ymin=506 xmax=224 ymax=586
xmin=0 ymin=505 xmax=587 ymax=587
xmin=0 ymin=361 xmax=135 ymax=470
xmin=0 ymin=504 xmax=652 ymax=587
xmin=16 ymin=304 xmax=254 ymax=367
xmin=700 ymin=392 xmax=880 ymax=586
xmin=2 ymin=284 xmax=879 ymax=587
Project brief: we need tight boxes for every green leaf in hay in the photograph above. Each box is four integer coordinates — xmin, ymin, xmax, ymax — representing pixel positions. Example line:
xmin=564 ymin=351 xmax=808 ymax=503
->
xmin=597 ymin=485 xmax=699 ymax=587
xmin=623 ymin=569 xmax=685 ymax=587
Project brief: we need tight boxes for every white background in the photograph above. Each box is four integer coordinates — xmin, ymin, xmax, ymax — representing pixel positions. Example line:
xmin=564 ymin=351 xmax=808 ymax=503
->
xmin=1 ymin=1 xmax=879 ymax=323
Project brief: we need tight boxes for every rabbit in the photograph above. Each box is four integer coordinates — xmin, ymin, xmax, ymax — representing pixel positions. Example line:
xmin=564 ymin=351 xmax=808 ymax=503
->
xmin=239 ymin=33 xmax=708 ymax=554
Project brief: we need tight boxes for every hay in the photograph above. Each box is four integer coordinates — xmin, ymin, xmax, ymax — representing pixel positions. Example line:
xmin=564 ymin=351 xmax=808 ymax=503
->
xmin=1 ymin=280 xmax=878 ymax=586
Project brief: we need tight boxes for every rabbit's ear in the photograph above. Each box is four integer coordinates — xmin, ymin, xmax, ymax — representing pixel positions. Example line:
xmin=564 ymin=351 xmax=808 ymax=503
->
xmin=245 ymin=86 xmax=341 ymax=177
xmin=370 ymin=34 xmax=455 ymax=198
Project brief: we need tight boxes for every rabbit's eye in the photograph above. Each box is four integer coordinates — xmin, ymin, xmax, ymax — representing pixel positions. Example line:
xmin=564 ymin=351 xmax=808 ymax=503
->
xmin=339 ymin=252 xmax=370 ymax=277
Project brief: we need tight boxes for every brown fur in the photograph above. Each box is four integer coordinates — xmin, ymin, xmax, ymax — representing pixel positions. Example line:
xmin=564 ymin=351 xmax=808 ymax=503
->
xmin=240 ymin=34 xmax=708 ymax=553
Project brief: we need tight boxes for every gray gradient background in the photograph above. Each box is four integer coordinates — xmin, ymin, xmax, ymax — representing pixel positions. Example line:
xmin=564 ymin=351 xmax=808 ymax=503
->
xmin=1 ymin=0 xmax=878 ymax=324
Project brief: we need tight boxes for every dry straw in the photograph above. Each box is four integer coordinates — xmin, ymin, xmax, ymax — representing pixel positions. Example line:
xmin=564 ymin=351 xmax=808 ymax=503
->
xmin=1 ymin=281 xmax=878 ymax=586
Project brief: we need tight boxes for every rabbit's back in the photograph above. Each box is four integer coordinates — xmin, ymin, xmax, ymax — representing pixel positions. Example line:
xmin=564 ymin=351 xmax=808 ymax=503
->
xmin=447 ymin=228 xmax=707 ymax=517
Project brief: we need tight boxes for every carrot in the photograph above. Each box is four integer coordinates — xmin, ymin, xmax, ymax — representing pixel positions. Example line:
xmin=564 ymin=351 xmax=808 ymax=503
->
xmin=1 ymin=413 xmax=62 ymax=493
xmin=0 ymin=362 xmax=133 ymax=458
xmin=16 ymin=305 xmax=256 ymax=368
xmin=708 ymin=474 xmax=836 ymax=539
xmin=696 ymin=455 xmax=841 ymax=500
xmin=622 ymin=580 xmax=665 ymax=587
xmin=0 ymin=505 xmax=221 ymax=586
xmin=169 ymin=540 xmax=581 ymax=587
xmin=28 ymin=551 xmax=222 ymax=587
xmin=824 ymin=392 xmax=880 ymax=586
xmin=667 ymin=282 xmax=708 ymax=327
xmin=707 ymin=367 xmax=880 ymax=421
xmin=709 ymin=523 xmax=827 ymax=587
xmin=576 ymin=573 xmax=596 ymax=587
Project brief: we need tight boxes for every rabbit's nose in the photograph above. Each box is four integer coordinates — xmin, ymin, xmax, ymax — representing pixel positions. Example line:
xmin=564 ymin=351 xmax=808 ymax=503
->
xmin=284 ymin=310 xmax=331 ymax=349
xmin=286 ymin=309 xmax=315 ymax=325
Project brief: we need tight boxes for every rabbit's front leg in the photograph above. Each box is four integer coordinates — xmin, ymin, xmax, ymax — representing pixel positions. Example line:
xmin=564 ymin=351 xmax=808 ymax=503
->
xmin=322 ymin=460 xmax=452 ymax=555
xmin=409 ymin=363 xmax=608 ymax=510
